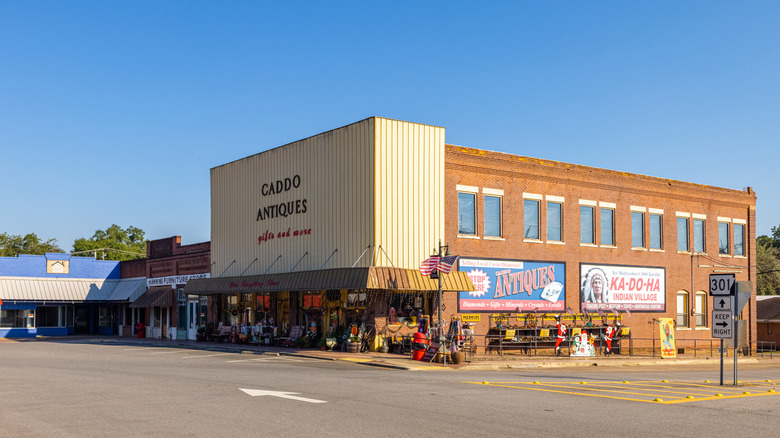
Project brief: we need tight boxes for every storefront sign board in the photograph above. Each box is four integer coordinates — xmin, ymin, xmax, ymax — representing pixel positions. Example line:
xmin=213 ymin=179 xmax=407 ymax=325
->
xmin=458 ymin=258 xmax=566 ymax=313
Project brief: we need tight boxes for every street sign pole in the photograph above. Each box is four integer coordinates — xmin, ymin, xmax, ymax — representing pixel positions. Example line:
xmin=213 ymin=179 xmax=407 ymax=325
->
xmin=720 ymin=338 xmax=724 ymax=386
xmin=733 ymin=295 xmax=738 ymax=386
xmin=709 ymin=274 xmax=735 ymax=386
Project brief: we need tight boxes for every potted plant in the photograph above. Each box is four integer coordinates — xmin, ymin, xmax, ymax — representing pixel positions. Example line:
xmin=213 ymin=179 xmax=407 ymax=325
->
xmin=325 ymin=331 xmax=338 ymax=351
xmin=346 ymin=334 xmax=360 ymax=353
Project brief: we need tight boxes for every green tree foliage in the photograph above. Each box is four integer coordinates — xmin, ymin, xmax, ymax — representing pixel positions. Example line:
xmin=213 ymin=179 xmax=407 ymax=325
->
xmin=72 ymin=224 xmax=147 ymax=261
xmin=757 ymin=226 xmax=780 ymax=295
xmin=0 ymin=232 xmax=62 ymax=257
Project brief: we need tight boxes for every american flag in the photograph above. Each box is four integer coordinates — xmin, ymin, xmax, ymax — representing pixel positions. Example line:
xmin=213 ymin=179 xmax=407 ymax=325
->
xmin=419 ymin=256 xmax=441 ymax=276
xmin=436 ymin=256 xmax=459 ymax=274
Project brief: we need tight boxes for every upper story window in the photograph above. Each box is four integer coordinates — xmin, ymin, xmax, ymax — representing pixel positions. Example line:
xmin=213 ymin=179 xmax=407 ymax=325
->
xmin=457 ymin=189 xmax=477 ymax=236
xmin=677 ymin=291 xmax=689 ymax=328
xmin=523 ymin=195 xmax=541 ymax=240
xmin=546 ymin=199 xmax=563 ymax=242
xmin=733 ymin=221 xmax=746 ymax=256
xmin=693 ymin=216 xmax=706 ymax=253
xmin=694 ymin=292 xmax=707 ymax=327
xmin=718 ymin=219 xmax=730 ymax=255
xmin=580 ymin=201 xmax=596 ymax=244
xmin=484 ymin=191 xmax=503 ymax=238
xmin=649 ymin=210 xmax=663 ymax=250
xmin=600 ymin=203 xmax=615 ymax=246
xmin=677 ymin=214 xmax=690 ymax=252
xmin=631 ymin=207 xmax=645 ymax=248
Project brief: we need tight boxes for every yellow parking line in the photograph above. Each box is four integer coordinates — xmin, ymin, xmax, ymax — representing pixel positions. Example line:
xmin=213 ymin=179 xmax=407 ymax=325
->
xmin=465 ymin=381 xmax=780 ymax=404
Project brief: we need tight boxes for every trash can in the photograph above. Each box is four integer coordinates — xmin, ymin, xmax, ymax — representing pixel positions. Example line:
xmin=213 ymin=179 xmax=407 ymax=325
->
xmin=411 ymin=332 xmax=429 ymax=361
xmin=135 ymin=322 xmax=145 ymax=338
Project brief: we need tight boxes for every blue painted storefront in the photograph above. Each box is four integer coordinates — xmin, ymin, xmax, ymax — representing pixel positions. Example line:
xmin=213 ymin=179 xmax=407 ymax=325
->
xmin=0 ymin=253 xmax=121 ymax=338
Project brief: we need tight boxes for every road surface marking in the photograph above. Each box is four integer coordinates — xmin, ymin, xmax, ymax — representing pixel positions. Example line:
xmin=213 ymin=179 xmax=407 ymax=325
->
xmin=239 ymin=388 xmax=327 ymax=404
xmin=181 ymin=353 xmax=234 ymax=359
xmin=465 ymin=380 xmax=780 ymax=404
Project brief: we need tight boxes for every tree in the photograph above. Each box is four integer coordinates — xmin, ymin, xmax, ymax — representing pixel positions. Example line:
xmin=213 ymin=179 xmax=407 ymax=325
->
xmin=0 ymin=232 xmax=62 ymax=257
xmin=72 ymin=225 xmax=147 ymax=261
xmin=757 ymin=241 xmax=780 ymax=295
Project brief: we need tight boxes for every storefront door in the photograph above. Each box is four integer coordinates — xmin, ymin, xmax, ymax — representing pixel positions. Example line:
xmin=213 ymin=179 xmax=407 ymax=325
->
xmin=74 ymin=306 xmax=90 ymax=334
xmin=187 ymin=300 xmax=198 ymax=340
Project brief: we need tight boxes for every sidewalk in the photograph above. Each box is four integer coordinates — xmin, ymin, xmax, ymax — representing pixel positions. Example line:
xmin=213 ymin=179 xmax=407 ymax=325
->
xmin=23 ymin=335 xmax=772 ymax=371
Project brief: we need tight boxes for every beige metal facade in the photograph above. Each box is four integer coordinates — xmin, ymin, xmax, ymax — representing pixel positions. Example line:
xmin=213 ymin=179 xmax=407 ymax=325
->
xmin=210 ymin=117 xmax=445 ymax=277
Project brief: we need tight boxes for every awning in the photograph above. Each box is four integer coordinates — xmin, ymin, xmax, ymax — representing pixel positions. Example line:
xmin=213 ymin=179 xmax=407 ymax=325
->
xmin=107 ymin=278 xmax=147 ymax=302
xmin=130 ymin=286 xmax=175 ymax=308
xmin=0 ymin=277 xmax=143 ymax=302
xmin=183 ymin=267 xmax=476 ymax=295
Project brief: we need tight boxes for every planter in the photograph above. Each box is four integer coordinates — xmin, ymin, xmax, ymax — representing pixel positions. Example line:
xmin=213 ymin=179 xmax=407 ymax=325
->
xmin=452 ymin=351 xmax=466 ymax=364
xmin=379 ymin=345 xmax=389 ymax=354
xmin=346 ymin=341 xmax=360 ymax=353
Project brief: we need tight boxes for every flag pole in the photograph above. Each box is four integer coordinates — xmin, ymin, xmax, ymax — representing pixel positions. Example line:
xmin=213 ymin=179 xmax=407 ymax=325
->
xmin=437 ymin=239 xmax=448 ymax=366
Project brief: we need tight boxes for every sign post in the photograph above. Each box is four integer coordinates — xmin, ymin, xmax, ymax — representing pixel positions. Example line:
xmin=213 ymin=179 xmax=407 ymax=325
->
xmin=709 ymin=274 xmax=735 ymax=386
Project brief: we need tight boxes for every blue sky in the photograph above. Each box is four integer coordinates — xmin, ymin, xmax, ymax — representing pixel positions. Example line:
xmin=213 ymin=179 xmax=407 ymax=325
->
xmin=2 ymin=1 xmax=778 ymax=251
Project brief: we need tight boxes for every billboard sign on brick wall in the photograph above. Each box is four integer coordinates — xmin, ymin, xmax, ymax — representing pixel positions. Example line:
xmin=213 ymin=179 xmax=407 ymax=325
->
xmin=580 ymin=263 xmax=666 ymax=312
xmin=458 ymin=258 xmax=566 ymax=312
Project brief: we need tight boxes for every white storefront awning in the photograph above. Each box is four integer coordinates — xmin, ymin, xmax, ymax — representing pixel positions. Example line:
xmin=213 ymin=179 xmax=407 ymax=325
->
xmin=0 ymin=277 xmax=147 ymax=303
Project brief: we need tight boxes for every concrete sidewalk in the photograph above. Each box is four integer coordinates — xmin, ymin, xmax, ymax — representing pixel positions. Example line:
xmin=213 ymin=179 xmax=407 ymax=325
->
xmin=21 ymin=335 xmax=772 ymax=371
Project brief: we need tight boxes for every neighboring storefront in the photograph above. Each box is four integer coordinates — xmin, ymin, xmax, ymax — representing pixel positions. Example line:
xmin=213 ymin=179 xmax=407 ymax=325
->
xmin=186 ymin=117 xmax=757 ymax=354
xmin=0 ymin=253 xmax=145 ymax=338
xmin=446 ymin=141 xmax=757 ymax=353
xmin=131 ymin=236 xmax=210 ymax=340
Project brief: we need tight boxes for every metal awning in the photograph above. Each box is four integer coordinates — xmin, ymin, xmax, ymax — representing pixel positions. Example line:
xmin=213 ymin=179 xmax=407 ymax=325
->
xmin=0 ymin=277 xmax=145 ymax=303
xmin=130 ymin=286 xmax=175 ymax=308
xmin=183 ymin=267 xmax=476 ymax=295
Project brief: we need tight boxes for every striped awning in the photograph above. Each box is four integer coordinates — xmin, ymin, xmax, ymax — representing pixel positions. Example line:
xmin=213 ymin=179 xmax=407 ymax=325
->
xmin=0 ymin=277 xmax=146 ymax=303
xmin=183 ymin=267 xmax=476 ymax=295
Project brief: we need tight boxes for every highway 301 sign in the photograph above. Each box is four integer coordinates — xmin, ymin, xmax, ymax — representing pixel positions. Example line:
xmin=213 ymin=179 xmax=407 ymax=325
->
xmin=712 ymin=310 xmax=733 ymax=338
xmin=709 ymin=274 xmax=735 ymax=296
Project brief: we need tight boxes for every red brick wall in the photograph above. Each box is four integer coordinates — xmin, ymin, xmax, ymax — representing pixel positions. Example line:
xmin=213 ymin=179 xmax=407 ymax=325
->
xmin=442 ymin=145 xmax=757 ymax=350
xmin=144 ymin=236 xmax=211 ymax=329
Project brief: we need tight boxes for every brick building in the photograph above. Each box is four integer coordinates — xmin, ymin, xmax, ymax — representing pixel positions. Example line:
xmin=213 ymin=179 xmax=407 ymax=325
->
xmin=186 ymin=117 xmax=757 ymax=355
xmin=130 ymin=236 xmax=210 ymax=340
xmin=444 ymin=145 xmax=756 ymax=352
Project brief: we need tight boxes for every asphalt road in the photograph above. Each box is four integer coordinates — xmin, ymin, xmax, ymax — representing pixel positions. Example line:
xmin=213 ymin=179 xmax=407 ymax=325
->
xmin=1 ymin=340 xmax=778 ymax=437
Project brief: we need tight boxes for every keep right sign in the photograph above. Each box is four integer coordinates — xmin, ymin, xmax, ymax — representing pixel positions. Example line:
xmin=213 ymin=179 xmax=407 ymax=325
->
xmin=712 ymin=310 xmax=733 ymax=338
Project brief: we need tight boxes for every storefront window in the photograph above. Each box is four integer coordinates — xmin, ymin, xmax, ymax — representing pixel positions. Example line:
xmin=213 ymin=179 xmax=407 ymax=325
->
xmin=37 ymin=306 xmax=67 ymax=327
xmin=1 ymin=309 xmax=35 ymax=328
xmin=301 ymin=291 xmax=322 ymax=309
xmin=99 ymin=305 xmax=116 ymax=327
xmin=346 ymin=290 xmax=367 ymax=308
xmin=388 ymin=293 xmax=428 ymax=318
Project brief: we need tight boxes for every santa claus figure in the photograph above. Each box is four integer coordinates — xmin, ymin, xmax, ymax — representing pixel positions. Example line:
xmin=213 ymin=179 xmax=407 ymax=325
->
xmin=555 ymin=315 xmax=567 ymax=356
xmin=604 ymin=323 xmax=620 ymax=356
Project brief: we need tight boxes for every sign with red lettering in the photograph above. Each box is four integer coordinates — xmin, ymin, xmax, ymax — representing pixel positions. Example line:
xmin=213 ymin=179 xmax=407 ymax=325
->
xmin=580 ymin=263 xmax=665 ymax=312
xmin=458 ymin=258 xmax=566 ymax=313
